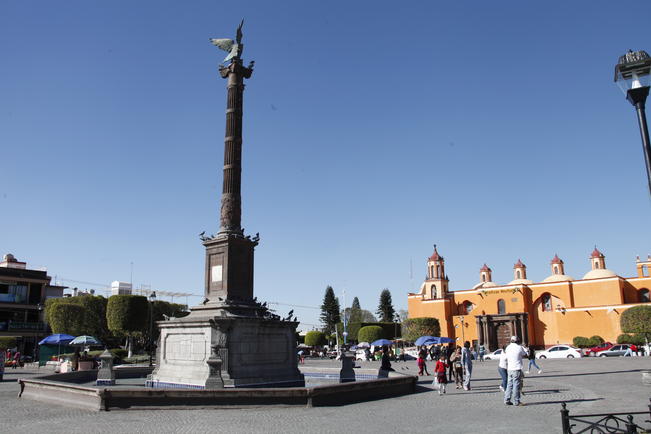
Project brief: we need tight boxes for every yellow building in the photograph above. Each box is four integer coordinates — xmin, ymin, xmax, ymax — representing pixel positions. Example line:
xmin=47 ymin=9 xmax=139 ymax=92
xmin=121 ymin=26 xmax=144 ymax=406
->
xmin=407 ymin=246 xmax=651 ymax=350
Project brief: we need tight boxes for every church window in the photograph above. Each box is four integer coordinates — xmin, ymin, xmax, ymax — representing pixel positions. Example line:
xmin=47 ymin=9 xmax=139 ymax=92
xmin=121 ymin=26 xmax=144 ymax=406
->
xmin=437 ymin=265 xmax=441 ymax=278
xmin=541 ymin=294 xmax=552 ymax=312
xmin=464 ymin=301 xmax=474 ymax=313
xmin=497 ymin=299 xmax=506 ymax=314
xmin=516 ymin=270 xmax=521 ymax=279
xmin=643 ymin=265 xmax=648 ymax=277
xmin=640 ymin=289 xmax=650 ymax=303
xmin=553 ymin=266 xmax=559 ymax=275
xmin=482 ymin=274 xmax=486 ymax=282
xmin=431 ymin=284 xmax=437 ymax=298
xmin=430 ymin=265 xmax=434 ymax=278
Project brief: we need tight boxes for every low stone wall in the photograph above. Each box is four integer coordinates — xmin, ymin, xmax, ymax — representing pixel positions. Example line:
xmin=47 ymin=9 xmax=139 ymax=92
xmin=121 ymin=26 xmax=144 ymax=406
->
xmin=18 ymin=368 xmax=417 ymax=410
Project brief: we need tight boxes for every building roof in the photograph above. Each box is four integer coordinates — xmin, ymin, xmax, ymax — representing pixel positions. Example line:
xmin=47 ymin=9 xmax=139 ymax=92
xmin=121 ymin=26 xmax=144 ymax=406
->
xmin=542 ymin=274 xmax=573 ymax=283
xmin=582 ymin=268 xmax=617 ymax=280
xmin=591 ymin=247 xmax=605 ymax=258
xmin=513 ymin=259 xmax=526 ymax=268
xmin=507 ymin=278 xmax=534 ymax=285
xmin=472 ymin=281 xmax=498 ymax=290
xmin=428 ymin=246 xmax=443 ymax=262
xmin=480 ymin=263 xmax=491 ymax=272
xmin=551 ymin=254 xmax=563 ymax=264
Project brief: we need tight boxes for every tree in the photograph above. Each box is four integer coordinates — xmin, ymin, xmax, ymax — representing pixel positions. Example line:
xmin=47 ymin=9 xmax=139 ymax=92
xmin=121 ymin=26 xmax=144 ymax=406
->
xmin=357 ymin=325 xmax=384 ymax=344
xmin=351 ymin=297 xmax=361 ymax=310
xmin=0 ymin=337 xmax=17 ymax=350
xmin=47 ymin=303 xmax=88 ymax=336
xmin=106 ymin=295 xmax=149 ymax=357
xmin=621 ymin=305 xmax=651 ymax=338
xmin=304 ymin=331 xmax=327 ymax=346
xmin=360 ymin=310 xmax=377 ymax=322
xmin=45 ymin=295 xmax=109 ymax=340
xmin=320 ymin=286 xmax=340 ymax=335
xmin=401 ymin=318 xmax=441 ymax=342
xmin=376 ymin=289 xmax=395 ymax=323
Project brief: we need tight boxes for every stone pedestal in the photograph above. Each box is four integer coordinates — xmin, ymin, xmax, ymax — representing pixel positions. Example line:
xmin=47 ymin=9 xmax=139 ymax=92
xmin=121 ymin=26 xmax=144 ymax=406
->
xmin=96 ymin=349 xmax=115 ymax=386
xmin=339 ymin=351 xmax=355 ymax=383
xmin=149 ymin=307 xmax=304 ymax=388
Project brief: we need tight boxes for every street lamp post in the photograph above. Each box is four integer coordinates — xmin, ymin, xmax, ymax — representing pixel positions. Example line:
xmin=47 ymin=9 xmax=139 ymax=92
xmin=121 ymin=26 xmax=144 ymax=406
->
xmin=148 ymin=291 xmax=156 ymax=367
xmin=615 ymin=49 xmax=651 ymax=196
xmin=459 ymin=316 xmax=465 ymax=344
xmin=33 ymin=303 xmax=43 ymax=364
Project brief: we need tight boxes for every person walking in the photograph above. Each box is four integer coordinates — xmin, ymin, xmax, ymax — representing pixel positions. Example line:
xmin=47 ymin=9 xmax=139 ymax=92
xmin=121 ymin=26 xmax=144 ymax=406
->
xmin=447 ymin=345 xmax=455 ymax=382
xmin=504 ymin=336 xmax=527 ymax=406
xmin=461 ymin=341 xmax=473 ymax=391
xmin=12 ymin=350 xmax=20 ymax=369
xmin=497 ymin=347 xmax=508 ymax=392
xmin=479 ymin=344 xmax=486 ymax=362
xmin=525 ymin=346 xmax=542 ymax=373
xmin=380 ymin=346 xmax=395 ymax=372
xmin=417 ymin=346 xmax=430 ymax=376
xmin=434 ymin=355 xmax=448 ymax=395
xmin=450 ymin=347 xmax=463 ymax=389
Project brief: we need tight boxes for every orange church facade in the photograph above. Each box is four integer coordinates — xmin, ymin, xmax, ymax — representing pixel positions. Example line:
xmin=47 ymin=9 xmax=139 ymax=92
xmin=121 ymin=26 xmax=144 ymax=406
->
xmin=407 ymin=246 xmax=651 ymax=350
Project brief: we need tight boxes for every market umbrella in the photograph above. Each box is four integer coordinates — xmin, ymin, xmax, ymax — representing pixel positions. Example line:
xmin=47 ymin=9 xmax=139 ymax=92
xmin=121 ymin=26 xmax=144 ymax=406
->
xmin=38 ymin=334 xmax=75 ymax=359
xmin=38 ymin=334 xmax=75 ymax=345
xmin=356 ymin=342 xmax=371 ymax=348
xmin=69 ymin=335 xmax=102 ymax=346
xmin=415 ymin=336 xmax=438 ymax=346
xmin=371 ymin=339 xmax=393 ymax=347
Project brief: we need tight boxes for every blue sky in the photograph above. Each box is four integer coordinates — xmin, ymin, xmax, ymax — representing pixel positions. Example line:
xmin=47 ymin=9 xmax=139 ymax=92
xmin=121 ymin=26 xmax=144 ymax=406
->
xmin=2 ymin=1 xmax=650 ymax=330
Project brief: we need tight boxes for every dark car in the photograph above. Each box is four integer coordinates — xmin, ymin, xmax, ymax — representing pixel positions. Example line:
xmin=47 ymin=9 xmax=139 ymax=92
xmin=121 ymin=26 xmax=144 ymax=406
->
xmin=585 ymin=342 xmax=613 ymax=357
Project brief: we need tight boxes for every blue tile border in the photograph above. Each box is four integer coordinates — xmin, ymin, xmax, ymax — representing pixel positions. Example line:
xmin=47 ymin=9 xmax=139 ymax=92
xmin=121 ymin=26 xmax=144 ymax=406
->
xmin=145 ymin=380 xmax=205 ymax=389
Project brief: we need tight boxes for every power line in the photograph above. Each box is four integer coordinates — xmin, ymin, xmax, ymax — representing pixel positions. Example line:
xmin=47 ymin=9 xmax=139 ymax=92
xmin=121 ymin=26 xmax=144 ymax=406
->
xmin=268 ymin=301 xmax=320 ymax=310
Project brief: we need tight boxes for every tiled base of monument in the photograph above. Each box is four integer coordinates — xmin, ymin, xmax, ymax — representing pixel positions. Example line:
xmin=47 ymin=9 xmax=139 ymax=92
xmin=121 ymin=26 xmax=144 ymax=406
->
xmin=149 ymin=307 xmax=305 ymax=388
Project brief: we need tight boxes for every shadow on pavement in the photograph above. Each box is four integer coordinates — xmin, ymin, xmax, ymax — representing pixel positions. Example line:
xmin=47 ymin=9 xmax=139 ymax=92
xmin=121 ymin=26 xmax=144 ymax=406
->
xmin=525 ymin=398 xmax=603 ymax=406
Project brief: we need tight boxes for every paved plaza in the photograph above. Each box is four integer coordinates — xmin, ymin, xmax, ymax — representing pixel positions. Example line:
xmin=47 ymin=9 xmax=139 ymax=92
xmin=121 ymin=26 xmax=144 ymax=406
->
xmin=1 ymin=357 xmax=649 ymax=433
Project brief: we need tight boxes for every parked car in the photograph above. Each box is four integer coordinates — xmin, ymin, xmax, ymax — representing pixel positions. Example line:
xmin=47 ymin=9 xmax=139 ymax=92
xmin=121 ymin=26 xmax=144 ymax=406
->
xmin=597 ymin=344 xmax=630 ymax=357
xmin=355 ymin=349 xmax=370 ymax=361
xmin=585 ymin=342 xmax=614 ymax=357
xmin=536 ymin=345 xmax=582 ymax=359
xmin=483 ymin=349 xmax=503 ymax=360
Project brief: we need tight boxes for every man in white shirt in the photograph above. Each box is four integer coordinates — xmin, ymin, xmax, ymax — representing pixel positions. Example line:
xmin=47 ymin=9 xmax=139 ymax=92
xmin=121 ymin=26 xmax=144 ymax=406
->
xmin=504 ymin=336 xmax=527 ymax=406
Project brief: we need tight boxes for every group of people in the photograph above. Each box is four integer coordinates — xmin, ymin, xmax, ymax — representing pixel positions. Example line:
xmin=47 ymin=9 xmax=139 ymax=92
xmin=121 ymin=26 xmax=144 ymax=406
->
xmin=417 ymin=342 xmax=474 ymax=392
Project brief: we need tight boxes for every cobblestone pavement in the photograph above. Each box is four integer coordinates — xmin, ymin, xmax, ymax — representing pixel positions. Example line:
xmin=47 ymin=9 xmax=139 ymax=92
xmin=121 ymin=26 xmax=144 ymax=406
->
xmin=1 ymin=357 xmax=649 ymax=433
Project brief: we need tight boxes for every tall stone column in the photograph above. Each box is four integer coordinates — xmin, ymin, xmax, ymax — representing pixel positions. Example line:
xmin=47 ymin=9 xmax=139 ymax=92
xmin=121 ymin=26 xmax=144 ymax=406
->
xmin=200 ymin=58 xmax=258 ymax=306
xmin=218 ymin=60 xmax=252 ymax=236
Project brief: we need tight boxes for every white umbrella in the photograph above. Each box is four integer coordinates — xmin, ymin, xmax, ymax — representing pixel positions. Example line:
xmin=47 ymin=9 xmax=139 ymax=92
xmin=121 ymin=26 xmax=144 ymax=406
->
xmin=69 ymin=335 xmax=102 ymax=346
xmin=357 ymin=342 xmax=371 ymax=348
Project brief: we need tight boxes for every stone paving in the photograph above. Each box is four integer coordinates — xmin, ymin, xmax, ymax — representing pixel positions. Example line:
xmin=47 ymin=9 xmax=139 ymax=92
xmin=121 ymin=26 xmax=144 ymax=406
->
xmin=1 ymin=357 xmax=649 ymax=433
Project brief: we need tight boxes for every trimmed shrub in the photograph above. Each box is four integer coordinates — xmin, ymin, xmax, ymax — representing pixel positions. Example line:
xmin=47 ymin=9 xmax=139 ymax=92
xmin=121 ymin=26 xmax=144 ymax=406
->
xmin=359 ymin=322 xmax=401 ymax=340
xmin=572 ymin=336 xmax=592 ymax=348
xmin=106 ymin=295 xmax=149 ymax=335
xmin=304 ymin=331 xmax=326 ymax=347
xmin=621 ymin=305 xmax=651 ymax=337
xmin=618 ymin=333 xmax=646 ymax=346
xmin=357 ymin=326 xmax=384 ymax=344
xmin=589 ymin=335 xmax=605 ymax=346
xmin=48 ymin=303 xmax=89 ymax=336
xmin=45 ymin=296 xmax=109 ymax=340
xmin=401 ymin=318 xmax=441 ymax=343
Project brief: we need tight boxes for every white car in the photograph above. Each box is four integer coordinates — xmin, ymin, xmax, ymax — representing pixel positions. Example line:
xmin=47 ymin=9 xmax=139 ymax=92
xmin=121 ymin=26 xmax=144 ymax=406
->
xmin=483 ymin=349 xmax=503 ymax=360
xmin=536 ymin=345 xmax=582 ymax=359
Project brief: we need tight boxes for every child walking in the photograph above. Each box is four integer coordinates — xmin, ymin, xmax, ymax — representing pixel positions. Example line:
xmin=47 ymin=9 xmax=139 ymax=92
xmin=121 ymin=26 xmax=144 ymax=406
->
xmin=434 ymin=355 xmax=448 ymax=395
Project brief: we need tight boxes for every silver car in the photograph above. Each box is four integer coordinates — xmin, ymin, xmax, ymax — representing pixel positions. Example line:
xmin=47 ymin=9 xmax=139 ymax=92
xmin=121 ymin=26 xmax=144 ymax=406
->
xmin=598 ymin=344 xmax=630 ymax=357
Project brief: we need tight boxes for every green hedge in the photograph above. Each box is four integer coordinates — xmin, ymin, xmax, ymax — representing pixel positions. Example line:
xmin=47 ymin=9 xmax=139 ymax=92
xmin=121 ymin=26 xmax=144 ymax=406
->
xmin=359 ymin=322 xmax=400 ymax=340
xmin=617 ymin=333 xmax=647 ymax=346
xmin=357 ymin=326 xmax=384 ymax=343
xmin=304 ymin=331 xmax=326 ymax=346
xmin=621 ymin=305 xmax=651 ymax=336
xmin=107 ymin=295 xmax=149 ymax=335
xmin=401 ymin=317 xmax=441 ymax=342
xmin=573 ymin=336 xmax=606 ymax=348
xmin=48 ymin=303 xmax=88 ymax=336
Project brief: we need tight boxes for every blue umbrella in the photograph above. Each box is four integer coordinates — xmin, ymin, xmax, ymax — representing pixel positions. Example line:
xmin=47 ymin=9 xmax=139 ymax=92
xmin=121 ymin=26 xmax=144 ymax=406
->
xmin=437 ymin=337 xmax=454 ymax=344
xmin=371 ymin=339 xmax=394 ymax=347
xmin=38 ymin=334 xmax=74 ymax=345
xmin=415 ymin=336 xmax=438 ymax=346
xmin=69 ymin=335 xmax=102 ymax=346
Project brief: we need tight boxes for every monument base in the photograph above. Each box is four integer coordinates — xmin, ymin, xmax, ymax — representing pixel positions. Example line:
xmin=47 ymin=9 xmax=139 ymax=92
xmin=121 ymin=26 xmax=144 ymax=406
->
xmin=150 ymin=306 xmax=304 ymax=389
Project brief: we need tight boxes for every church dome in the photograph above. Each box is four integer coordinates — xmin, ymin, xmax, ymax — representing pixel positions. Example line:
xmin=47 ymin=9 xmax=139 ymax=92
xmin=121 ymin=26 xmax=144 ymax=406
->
xmin=507 ymin=278 xmax=533 ymax=285
xmin=542 ymin=274 xmax=573 ymax=283
xmin=472 ymin=281 xmax=498 ymax=290
xmin=582 ymin=268 xmax=617 ymax=280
